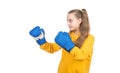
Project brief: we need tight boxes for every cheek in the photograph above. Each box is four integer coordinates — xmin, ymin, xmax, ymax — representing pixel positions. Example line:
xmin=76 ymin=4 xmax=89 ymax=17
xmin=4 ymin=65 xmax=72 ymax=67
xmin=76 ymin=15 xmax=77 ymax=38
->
xmin=76 ymin=20 xmax=81 ymax=26
xmin=76 ymin=23 xmax=80 ymax=28
xmin=74 ymin=21 xmax=80 ymax=28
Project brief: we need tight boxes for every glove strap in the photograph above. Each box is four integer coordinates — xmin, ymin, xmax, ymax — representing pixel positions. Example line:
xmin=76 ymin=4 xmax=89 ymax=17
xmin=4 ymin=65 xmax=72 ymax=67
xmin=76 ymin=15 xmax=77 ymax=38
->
xmin=36 ymin=38 xmax=46 ymax=45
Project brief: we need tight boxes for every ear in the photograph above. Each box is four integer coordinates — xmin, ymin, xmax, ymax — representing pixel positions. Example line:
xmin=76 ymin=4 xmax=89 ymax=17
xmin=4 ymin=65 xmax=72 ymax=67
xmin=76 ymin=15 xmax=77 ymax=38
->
xmin=78 ymin=18 xmax=82 ymax=24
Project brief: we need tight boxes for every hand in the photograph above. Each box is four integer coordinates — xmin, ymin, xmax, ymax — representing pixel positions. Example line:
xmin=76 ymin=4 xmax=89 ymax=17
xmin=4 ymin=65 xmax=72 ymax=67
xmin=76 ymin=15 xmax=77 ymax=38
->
xmin=55 ymin=31 xmax=75 ymax=52
xmin=29 ymin=26 xmax=46 ymax=45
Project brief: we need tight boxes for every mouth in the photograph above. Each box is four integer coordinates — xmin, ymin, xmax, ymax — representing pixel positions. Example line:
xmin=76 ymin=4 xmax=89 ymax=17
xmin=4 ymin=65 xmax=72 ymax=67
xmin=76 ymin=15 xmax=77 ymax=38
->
xmin=69 ymin=26 xmax=72 ymax=29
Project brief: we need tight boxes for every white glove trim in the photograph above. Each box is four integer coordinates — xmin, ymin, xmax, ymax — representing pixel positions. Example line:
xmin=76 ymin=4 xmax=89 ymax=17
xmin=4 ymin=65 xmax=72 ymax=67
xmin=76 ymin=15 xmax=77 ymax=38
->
xmin=34 ymin=31 xmax=44 ymax=40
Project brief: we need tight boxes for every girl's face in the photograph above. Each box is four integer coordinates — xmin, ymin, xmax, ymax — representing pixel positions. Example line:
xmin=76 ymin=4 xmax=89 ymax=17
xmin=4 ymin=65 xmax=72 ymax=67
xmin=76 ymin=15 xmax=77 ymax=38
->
xmin=67 ymin=13 xmax=82 ymax=32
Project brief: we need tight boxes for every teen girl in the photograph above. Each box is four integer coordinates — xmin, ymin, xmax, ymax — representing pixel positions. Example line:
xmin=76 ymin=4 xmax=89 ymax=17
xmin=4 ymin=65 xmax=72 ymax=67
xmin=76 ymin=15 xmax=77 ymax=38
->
xmin=29 ymin=9 xmax=95 ymax=73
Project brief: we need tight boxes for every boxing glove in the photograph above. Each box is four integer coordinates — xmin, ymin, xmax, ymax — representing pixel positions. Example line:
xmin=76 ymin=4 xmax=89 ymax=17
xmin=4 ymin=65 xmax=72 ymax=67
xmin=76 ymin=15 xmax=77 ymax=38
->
xmin=29 ymin=26 xmax=46 ymax=45
xmin=55 ymin=31 xmax=75 ymax=52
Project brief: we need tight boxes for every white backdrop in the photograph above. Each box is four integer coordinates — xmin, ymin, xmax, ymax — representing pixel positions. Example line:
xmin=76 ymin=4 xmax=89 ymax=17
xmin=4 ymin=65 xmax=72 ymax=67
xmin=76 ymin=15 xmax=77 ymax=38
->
xmin=0 ymin=0 xmax=120 ymax=73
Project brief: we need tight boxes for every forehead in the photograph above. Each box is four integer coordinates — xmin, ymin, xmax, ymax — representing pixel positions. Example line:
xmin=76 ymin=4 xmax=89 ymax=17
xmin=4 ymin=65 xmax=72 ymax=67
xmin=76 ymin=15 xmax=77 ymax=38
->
xmin=67 ymin=13 xmax=77 ymax=19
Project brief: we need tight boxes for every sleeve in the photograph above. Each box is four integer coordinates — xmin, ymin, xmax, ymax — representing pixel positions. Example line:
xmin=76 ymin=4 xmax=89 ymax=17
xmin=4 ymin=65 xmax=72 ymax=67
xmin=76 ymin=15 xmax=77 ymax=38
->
xmin=70 ymin=35 xmax=95 ymax=60
xmin=40 ymin=42 xmax=61 ymax=53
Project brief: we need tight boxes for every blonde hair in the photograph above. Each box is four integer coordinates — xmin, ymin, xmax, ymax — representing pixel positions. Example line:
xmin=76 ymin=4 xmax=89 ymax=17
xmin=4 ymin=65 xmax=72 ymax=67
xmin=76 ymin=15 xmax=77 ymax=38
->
xmin=68 ymin=9 xmax=90 ymax=48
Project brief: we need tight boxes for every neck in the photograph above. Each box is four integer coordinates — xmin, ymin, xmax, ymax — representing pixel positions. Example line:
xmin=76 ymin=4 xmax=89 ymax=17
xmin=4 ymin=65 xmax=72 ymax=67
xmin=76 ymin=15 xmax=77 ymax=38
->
xmin=74 ymin=29 xmax=81 ymax=36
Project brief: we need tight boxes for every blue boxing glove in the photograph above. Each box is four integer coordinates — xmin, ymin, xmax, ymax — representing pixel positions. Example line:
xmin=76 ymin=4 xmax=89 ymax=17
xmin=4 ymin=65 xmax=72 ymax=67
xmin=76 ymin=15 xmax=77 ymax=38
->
xmin=55 ymin=31 xmax=75 ymax=52
xmin=55 ymin=31 xmax=66 ymax=49
xmin=29 ymin=26 xmax=46 ymax=45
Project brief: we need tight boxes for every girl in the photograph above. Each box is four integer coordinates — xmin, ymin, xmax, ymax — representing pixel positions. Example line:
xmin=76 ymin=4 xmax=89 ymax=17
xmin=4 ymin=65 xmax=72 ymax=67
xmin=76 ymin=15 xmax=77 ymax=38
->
xmin=29 ymin=9 xmax=95 ymax=73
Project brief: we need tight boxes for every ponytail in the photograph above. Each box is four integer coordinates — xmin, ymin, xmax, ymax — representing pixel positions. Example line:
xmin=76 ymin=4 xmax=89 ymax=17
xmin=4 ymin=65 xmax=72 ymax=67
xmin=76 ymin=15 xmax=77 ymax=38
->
xmin=68 ymin=9 xmax=90 ymax=48
xmin=75 ymin=9 xmax=90 ymax=48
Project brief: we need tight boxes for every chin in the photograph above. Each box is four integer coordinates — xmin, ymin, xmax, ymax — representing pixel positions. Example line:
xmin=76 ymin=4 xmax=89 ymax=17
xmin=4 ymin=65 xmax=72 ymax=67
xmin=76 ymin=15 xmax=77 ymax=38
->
xmin=69 ymin=27 xmax=75 ymax=31
xmin=69 ymin=29 xmax=75 ymax=32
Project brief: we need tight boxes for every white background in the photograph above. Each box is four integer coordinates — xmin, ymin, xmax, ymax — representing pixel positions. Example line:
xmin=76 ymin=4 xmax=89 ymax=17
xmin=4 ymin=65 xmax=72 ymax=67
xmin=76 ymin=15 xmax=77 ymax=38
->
xmin=0 ymin=0 xmax=120 ymax=73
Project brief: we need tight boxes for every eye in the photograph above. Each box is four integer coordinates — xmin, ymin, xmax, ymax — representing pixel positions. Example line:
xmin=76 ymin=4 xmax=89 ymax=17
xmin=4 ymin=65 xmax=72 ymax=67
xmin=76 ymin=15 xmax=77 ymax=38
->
xmin=69 ymin=19 xmax=72 ymax=23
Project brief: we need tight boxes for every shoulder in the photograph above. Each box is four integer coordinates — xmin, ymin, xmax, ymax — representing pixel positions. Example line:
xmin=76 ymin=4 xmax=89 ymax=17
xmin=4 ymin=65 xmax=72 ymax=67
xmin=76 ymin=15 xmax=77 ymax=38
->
xmin=85 ymin=34 xmax=95 ymax=42
xmin=88 ymin=34 xmax=94 ymax=39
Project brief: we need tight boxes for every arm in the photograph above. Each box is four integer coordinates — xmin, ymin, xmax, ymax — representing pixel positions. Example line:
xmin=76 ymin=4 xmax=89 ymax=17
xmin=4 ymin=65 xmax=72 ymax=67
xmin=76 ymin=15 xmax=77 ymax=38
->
xmin=29 ymin=26 xmax=61 ymax=53
xmin=55 ymin=31 xmax=94 ymax=60
xmin=70 ymin=35 xmax=95 ymax=60
xmin=40 ymin=42 xmax=61 ymax=53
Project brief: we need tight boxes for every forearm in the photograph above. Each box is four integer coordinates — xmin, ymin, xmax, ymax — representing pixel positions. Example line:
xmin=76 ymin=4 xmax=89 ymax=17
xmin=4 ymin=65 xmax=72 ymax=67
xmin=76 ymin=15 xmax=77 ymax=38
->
xmin=70 ymin=46 xmax=93 ymax=60
xmin=40 ymin=42 xmax=61 ymax=53
xmin=70 ymin=35 xmax=95 ymax=60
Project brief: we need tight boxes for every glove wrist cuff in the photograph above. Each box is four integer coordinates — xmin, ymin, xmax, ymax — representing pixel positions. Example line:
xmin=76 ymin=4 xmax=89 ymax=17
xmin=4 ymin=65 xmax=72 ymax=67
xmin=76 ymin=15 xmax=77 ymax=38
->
xmin=65 ymin=42 xmax=75 ymax=52
xmin=36 ymin=38 xmax=46 ymax=45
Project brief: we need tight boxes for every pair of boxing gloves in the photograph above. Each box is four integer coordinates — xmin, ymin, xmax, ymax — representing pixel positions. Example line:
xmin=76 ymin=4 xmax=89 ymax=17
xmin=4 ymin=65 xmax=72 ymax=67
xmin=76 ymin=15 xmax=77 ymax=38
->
xmin=29 ymin=26 xmax=75 ymax=52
